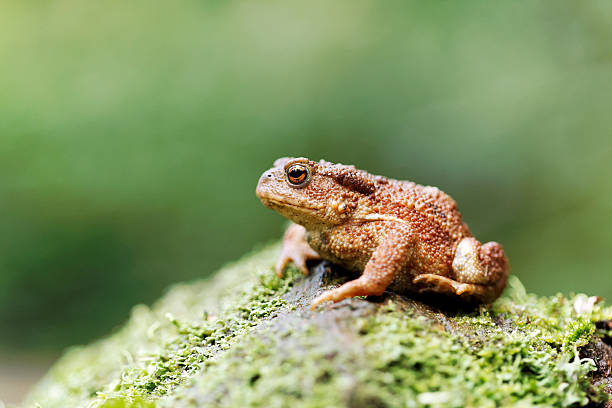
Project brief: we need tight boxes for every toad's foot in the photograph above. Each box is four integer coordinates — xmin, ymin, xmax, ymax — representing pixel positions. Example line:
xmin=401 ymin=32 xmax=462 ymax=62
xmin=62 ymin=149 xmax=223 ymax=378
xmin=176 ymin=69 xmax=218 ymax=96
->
xmin=412 ymin=274 xmax=501 ymax=303
xmin=413 ymin=273 xmax=485 ymax=295
xmin=311 ymin=277 xmax=374 ymax=309
xmin=276 ymin=223 xmax=321 ymax=277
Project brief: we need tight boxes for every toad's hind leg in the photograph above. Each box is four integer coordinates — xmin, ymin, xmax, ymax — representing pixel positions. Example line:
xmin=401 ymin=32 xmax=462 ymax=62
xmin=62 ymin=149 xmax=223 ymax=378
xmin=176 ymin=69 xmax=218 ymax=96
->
xmin=311 ymin=224 xmax=415 ymax=309
xmin=413 ymin=237 xmax=509 ymax=303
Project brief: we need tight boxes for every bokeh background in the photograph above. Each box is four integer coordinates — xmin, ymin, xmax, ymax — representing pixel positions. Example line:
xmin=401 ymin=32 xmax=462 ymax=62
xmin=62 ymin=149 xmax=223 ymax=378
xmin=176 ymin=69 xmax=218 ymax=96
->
xmin=2 ymin=0 xmax=612 ymax=403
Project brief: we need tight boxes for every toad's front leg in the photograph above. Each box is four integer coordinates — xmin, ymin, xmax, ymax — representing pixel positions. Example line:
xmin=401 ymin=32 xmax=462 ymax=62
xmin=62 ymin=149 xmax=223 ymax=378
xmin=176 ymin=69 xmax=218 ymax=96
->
xmin=276 ymin=223 xmax=321 ymax=277
xmin=312 ymin=224 xmax=415 ymax=309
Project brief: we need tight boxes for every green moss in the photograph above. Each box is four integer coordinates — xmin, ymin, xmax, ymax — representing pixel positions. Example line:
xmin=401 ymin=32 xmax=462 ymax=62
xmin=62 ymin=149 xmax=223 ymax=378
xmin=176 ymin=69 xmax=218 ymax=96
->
xmin=99 ymin=398 xmax=156 ymax=408
xmin=160 ymin=282 xmax=608 ymax=408
xmin=24 ymin=245 xmax=612 ymax=408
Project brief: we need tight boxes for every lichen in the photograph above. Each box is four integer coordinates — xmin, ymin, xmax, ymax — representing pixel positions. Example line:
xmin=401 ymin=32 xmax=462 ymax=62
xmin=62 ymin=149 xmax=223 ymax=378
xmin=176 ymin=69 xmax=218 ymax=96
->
xmin=24 ymin=244 xmax=612 ymax=408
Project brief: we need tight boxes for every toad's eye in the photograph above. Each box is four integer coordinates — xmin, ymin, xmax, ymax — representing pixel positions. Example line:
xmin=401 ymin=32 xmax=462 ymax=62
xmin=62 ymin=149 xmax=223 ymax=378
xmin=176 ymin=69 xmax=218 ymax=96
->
xmin=286 ymin=164 xmax=311 ymax=187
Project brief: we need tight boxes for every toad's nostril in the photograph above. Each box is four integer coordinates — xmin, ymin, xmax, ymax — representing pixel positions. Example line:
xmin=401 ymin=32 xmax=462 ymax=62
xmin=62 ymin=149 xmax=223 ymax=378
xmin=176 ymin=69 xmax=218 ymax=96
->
xmin=267 ymin=173 xmax=272 ymax=178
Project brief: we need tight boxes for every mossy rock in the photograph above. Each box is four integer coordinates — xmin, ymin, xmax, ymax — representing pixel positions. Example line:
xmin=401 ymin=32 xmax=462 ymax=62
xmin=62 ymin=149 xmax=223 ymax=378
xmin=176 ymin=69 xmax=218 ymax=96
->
xmin=24 ymin=244 xmax=612 ymax=408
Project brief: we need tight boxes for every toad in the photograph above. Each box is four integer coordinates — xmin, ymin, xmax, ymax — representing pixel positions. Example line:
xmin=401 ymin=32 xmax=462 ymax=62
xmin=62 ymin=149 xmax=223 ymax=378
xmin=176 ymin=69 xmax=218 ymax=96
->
xmin=256 ymin=157 xmax=509 ymax=308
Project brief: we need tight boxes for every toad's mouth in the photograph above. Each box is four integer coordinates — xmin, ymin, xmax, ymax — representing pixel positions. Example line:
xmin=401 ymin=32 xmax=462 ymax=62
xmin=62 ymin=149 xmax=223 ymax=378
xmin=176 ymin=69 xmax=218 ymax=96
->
xmin=261 ymin=197 xmax=323 ymax=213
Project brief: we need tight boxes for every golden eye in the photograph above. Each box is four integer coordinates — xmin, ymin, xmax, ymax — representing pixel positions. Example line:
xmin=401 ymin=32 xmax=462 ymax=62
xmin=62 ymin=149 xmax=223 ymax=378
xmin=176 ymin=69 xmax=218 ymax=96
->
xmin=286 ymin=164 xmax=311 ymax=187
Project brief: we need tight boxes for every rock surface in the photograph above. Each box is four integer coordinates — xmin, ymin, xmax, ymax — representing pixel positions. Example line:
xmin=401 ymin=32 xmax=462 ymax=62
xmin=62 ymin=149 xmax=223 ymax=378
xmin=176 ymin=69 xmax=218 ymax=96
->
xmin=24 ymin=245 xmax=612 ymax=408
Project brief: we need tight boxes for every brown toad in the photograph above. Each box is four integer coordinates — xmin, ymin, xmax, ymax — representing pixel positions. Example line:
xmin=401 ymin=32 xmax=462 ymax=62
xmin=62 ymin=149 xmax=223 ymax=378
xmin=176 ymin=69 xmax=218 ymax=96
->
xmin=256 ymin=157 xmax=509 ymax=308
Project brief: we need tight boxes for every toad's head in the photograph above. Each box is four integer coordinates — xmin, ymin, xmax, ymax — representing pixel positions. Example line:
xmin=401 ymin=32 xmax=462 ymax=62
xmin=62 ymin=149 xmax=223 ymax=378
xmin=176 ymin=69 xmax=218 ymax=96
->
xmin=256 ymin=157 xmax=377 ymax=229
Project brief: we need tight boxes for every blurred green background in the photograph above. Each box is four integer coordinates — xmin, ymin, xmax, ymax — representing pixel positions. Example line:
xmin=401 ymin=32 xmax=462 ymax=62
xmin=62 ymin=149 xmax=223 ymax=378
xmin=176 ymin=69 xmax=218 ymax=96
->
xmin=1 ymin=0 xmax=611 ymax=359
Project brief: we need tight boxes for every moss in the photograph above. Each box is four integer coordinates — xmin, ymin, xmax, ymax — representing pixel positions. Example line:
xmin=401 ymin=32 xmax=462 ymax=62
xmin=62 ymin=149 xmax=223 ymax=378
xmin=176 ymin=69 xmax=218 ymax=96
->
xmin=98 ymin=399 xmax=156 ymax=408
xmin=24 ymin=244 xmax=612 ymax=408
